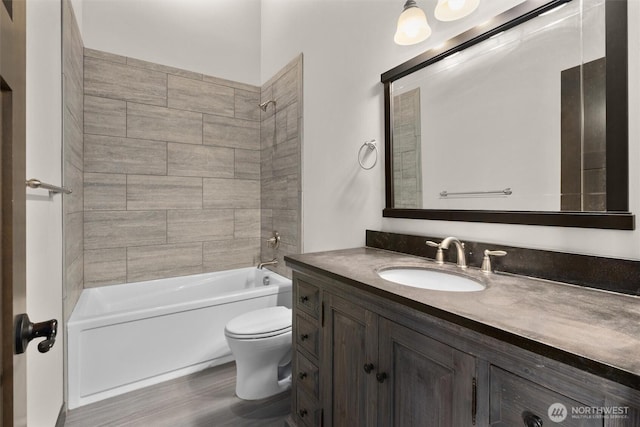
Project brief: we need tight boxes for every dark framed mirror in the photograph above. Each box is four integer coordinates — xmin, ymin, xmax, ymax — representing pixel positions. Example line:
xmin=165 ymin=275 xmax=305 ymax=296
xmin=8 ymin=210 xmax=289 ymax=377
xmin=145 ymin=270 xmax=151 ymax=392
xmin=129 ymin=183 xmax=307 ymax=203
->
xmin=382 ymin=0 xmax=633 ymax=229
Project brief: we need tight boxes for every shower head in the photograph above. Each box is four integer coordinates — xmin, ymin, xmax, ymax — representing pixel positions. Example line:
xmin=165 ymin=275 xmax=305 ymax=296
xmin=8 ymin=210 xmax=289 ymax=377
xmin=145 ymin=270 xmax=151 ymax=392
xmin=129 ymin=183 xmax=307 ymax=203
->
xmin=259 ymin=100 xmax=276 ymax=111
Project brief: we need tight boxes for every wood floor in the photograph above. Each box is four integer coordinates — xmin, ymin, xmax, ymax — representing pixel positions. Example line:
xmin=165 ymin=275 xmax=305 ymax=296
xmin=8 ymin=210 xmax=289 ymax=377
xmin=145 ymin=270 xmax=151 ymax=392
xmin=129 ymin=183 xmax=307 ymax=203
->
xmin=64 ymin=362 xmax=290 ymax=427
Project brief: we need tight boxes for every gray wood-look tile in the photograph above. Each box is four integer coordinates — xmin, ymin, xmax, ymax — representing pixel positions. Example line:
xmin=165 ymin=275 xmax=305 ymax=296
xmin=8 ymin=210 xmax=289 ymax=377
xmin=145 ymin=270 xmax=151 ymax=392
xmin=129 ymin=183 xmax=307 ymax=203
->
xmin=272 ymin=60 xmax=300 ymax=110
xmin=126 ymin=57 xmax=203 ymax=81
xmin=260 ymin=114 xmax=276 ymax=149
xmin=275 ymin=107 xmax=288 ymax=145
xmin=64 ymin=72 xmax=84 ymax=128
xmin=84 ymin=173 xmax=126 ymax=211
xmin=272 ymin=138 xmax=299 ymax=178
xmin=84 ymin=95 xmax=126 ymax=137
xmin=234 ymin=209 xmax=261 ymax=239
xmin=285 ymin=102 xmax=299 ymax=140
xmin=64 ymin=105 xmax=84 ymax=171
xmin=272 ymin=209 xmax=299 ymax=247
xmin=127 ymin=102 xmax=203 ymax=145
xmin=167 ymin=143 xmax=234 ymax=178
xmin=64 ymin=362 xmax=290 ymax=427
xmin=84 ymin=47 xmax=127 ymax=64
xmin=234 ymin=149 xmax=260 ymax=180
xmin=261 ymin=175 xmax=299 ymax=211
xmin=203 ymin=238 xmax=261 ymax=271
xmin=203 ymin=114 xmax=260 ymax=150
xmin=235 ymin=89 xmax=260 ymax=122
xmin=127 ymin=175 xmax=203 ymax=210
xmin=84 ymin=134 xmax=167 ymax=175
xmin=167 ymin=209 xmax=234 ymax=243
xmin=64 ymin=161 xmax=84 ymax=215
xmin=84 ymin=211 xmax=166 ymax=250
xmin=127 ymin=242 xmax=203 ymax=282
xmin=168 ymin=75 xmax=234 ymax=117
xmin=65 ymin=211 xmax=84 ymax=266
xmin=202 ymin=74 xmax=260 ymax=94
xmin=64 ymin=253 xmax=83 ymax=323
xmin=203 ymin=178 xmax=260 ymax=209
xmin=84 ymin=57 xmax=167 ymax=106
xmin=84 ymin=248 xmax=127 ymax=287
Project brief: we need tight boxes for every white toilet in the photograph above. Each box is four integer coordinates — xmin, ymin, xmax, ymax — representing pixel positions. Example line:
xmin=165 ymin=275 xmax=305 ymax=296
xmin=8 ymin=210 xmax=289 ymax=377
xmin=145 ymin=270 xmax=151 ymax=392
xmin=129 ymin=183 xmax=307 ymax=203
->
xmin=224 ymin=306 xmax=292 ymax=400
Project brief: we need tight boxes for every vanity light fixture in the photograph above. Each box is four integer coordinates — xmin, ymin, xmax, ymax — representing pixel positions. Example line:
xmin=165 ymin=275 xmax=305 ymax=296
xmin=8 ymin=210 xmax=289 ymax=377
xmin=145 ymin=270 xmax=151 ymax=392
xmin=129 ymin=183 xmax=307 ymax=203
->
xmin=434 ymin=0 xmax=480 ymax=22
xmin=394 ymin=0 xmax=432 ymax=45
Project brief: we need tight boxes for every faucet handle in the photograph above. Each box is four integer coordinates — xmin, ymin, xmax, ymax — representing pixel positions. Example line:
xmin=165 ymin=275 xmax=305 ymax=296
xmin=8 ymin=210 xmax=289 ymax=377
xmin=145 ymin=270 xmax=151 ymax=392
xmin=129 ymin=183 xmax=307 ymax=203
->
xmin=426 ymin=240 xmax=445 ymax=264
xmin=481 ymin=250 xmax=507 ymax=274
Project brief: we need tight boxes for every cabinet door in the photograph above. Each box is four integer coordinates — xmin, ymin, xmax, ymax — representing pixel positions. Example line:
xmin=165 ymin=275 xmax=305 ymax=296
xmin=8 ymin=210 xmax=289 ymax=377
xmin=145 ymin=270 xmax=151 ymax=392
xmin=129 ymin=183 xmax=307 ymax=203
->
xmin=323 ymin=294 xmax=378 ymax=427
xmin=378 ymin=318 xmax=476 ymax=427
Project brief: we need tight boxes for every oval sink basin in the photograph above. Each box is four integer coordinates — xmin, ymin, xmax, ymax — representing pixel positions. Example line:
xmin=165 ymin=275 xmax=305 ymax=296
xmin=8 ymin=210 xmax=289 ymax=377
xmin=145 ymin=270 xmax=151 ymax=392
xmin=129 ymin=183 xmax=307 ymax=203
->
xmin=378 ymin=268 xmax=485 ymax=292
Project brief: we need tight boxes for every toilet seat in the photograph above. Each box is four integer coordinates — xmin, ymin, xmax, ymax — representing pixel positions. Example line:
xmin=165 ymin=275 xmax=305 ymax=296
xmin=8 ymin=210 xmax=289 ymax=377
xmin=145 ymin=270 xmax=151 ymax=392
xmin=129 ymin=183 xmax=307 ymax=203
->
xmin=225 ymin=306 xmax=292 ymax=340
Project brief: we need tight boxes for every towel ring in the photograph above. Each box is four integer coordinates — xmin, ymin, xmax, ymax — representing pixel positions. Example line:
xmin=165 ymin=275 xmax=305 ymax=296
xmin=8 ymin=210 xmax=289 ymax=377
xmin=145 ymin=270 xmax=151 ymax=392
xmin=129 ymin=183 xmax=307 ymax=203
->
xmin=358 ymin=139 xmax=378 ymax=170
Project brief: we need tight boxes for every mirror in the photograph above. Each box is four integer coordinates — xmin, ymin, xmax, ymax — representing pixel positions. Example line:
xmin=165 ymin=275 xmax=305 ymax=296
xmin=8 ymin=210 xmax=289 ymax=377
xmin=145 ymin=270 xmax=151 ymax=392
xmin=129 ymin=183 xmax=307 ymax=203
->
xmin=382 ymin=0 xmax=633 ymax=229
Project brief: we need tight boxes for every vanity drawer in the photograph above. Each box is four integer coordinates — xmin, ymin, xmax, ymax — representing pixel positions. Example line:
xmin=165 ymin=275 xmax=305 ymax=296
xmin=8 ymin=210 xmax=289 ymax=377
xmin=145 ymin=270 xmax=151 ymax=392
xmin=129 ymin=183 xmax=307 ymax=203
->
xmin=296 ymin=279 xmax=320 ymax=319
xmin=296 ymin=388 xmax=322 ymax=427
xmin=295 ymin=351 xmax=319 ymax=399
xmin=296 ymin=314 xmax=319 ymax=358
xmin=490 ymin=366 xmax=603 ymax=427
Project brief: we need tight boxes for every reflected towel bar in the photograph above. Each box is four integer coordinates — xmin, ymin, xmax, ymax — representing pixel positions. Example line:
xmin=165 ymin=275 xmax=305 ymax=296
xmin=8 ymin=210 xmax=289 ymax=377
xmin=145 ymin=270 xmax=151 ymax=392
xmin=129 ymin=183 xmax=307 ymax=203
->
xmin=440 ymin=188 xmax=512 ymax=197
xmin=26 ymin=178 xmax=72 ymax=195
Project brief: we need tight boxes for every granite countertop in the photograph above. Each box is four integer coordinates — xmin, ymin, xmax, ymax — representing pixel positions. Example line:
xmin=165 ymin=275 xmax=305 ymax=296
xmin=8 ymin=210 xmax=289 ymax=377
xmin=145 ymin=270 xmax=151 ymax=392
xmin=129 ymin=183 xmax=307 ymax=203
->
xmin=285 ymin=247 xmax=640 ymax=391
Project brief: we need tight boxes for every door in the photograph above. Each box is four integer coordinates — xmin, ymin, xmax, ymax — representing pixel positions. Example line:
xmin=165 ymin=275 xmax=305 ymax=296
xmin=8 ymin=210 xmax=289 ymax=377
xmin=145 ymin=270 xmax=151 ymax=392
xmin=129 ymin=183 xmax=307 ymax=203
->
xmin=378 ymin=318 xmax=476 ymax=427
xmin=1 ymin=0 xmax=27 ymax=425
xmin=322 ymin=294 xmax=378 ymax=427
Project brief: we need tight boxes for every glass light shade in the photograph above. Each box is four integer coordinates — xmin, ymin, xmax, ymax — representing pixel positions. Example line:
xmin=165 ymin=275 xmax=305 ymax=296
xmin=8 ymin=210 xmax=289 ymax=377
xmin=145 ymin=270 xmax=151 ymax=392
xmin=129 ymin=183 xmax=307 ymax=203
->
xmin=434 ymin=0 xmax=480 ymax=22
xmin=394 ymin=2 xmax=432 ymax=46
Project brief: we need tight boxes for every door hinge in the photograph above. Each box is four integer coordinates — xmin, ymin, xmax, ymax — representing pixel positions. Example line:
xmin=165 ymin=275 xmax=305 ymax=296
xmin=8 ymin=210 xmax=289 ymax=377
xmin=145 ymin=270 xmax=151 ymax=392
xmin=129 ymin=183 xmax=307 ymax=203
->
xmin=472 ymin=377 xmax=477 ymax=425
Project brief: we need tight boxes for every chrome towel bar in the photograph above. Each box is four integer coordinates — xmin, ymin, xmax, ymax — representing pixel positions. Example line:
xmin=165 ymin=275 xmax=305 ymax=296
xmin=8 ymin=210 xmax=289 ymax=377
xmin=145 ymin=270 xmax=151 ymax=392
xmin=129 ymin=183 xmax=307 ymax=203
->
xmin=26 ymin=178 xmax=72 ymax=195
xmin=440 ymin=188 xmax=512 ymax=197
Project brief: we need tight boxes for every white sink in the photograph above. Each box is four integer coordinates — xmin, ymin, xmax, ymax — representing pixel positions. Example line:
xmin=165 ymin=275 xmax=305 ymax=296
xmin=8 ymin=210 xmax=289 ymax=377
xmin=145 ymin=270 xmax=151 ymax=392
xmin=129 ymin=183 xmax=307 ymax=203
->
xmin=378 ymin=268 xmax=485 ymax=292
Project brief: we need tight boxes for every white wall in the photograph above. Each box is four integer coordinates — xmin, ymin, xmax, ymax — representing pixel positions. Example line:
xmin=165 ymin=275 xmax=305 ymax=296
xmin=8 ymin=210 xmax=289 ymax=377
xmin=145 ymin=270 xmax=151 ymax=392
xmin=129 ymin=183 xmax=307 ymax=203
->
xmin=81 ymin=0 xmax=262 ymax=86
xmin=25 ymin=0 xmax=64 ymax=425
xmin=261 ymin=0 xmax=640 ymax=260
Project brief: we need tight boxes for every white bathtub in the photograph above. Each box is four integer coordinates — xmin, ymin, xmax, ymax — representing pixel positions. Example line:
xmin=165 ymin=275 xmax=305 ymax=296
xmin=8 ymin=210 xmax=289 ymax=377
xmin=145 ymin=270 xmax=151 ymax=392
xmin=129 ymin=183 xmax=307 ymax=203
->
xmin=67 ymin=267 xmax=292 ymax=409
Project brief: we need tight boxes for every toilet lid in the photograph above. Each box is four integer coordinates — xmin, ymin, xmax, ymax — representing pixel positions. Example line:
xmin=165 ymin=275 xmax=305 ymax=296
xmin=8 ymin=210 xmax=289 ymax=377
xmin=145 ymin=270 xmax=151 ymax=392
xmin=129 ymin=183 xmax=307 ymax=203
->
xmin=225 ymin=306 xmax=292 ymax=337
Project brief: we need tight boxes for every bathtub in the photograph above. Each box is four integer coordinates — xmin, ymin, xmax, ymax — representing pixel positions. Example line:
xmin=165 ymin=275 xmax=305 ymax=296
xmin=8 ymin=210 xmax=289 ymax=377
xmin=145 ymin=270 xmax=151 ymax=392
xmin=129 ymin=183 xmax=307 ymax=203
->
xmin=67 ymin=267 xmax=292 ymax=409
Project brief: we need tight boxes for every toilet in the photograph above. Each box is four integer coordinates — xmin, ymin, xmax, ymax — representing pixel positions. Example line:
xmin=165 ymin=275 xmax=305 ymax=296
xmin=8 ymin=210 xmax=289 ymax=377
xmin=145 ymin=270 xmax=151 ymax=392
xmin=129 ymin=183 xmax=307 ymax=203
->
xmin=224 ymin=306 xmax=292 ymax=400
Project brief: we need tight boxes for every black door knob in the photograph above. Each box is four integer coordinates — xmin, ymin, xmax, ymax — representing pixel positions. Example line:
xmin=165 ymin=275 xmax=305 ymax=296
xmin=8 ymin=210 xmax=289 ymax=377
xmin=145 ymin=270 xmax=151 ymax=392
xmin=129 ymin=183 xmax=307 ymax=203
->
xmin=300 ymin=295 xmax=309 ymax=303
xmin=298 ymin=372 xmax=307 ymax=380
xmin=376 ymin=372 xmax=387 ymax=383
xmin=299 ymin=409 xmax=308 ymax=418
xmin=300 ymin=333 xmax=309 ymax=341
xmin=14 ymin=313 xmax=58 ymax=354
xmin=522 ymin=411 xmax=543 ymax=427
xmin=363 ymin=363 xmax=374 ymax=374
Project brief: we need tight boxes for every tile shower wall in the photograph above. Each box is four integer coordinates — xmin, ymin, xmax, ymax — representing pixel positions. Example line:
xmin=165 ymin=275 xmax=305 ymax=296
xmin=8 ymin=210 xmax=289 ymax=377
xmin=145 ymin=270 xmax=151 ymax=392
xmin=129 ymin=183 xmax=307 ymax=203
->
xmin=82 ymin=49 xmax=265 ymax=286
xmin=62 ymin=0 xmax=84 ymax=320
xmin=260 ymin=55 xmax=303 ymax=278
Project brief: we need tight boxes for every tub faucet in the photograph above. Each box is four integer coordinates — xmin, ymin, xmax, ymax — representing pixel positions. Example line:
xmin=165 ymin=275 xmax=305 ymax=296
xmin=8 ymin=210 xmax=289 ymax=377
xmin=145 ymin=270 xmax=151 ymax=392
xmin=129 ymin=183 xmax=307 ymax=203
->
xmin=439 ymin=236 xmax=467 ymax=269
xmin=258 ymin=258 xmax=278 ymax=270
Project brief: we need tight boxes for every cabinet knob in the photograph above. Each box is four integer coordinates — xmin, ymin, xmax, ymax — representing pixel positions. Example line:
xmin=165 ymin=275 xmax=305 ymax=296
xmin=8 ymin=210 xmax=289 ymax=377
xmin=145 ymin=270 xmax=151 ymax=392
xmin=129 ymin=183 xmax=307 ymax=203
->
xmin=363 ymin=363 xmax=374 ymax=374
xmin=299 ymin=409 xmax=308 ymax=418
xmin=298 ymin=372 xmax=307 ymax=380
xmin=300 ymin=295 xmax=309 ymax=303
xmin=300 ymin=333 xmax=309 ymax=341
xmin=376 ymin=372 xmax=387 ymax=383
xmin=522 ymin=411 xmax=543 ymax=427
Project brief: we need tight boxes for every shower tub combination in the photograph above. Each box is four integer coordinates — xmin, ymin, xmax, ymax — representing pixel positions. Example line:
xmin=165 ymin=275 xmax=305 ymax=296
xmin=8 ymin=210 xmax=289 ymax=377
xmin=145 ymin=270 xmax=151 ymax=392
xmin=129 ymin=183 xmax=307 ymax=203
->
xmin=67 ymin=267 xmax=292 ymax=409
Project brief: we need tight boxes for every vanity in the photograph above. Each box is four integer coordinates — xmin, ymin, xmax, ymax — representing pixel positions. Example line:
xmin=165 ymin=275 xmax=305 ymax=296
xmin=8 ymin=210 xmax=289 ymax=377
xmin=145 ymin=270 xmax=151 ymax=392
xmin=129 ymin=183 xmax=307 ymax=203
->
xmin=285 ymin=244 xmax=640 ymax=426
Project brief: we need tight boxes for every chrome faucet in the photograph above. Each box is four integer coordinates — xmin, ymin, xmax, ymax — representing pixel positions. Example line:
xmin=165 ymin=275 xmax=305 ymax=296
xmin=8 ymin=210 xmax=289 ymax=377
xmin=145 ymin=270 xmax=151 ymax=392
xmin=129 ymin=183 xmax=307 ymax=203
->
xmin=439 ymin=237 xmax=467 ymax=269
xmin=258 ymin=258 xmax=278 ymax=270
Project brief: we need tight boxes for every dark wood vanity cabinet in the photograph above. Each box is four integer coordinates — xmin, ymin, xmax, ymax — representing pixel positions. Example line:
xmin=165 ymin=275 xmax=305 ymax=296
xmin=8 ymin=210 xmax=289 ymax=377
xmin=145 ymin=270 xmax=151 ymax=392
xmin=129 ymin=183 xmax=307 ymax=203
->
xmin=289 ymin=269 xmax=640 ymax=427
